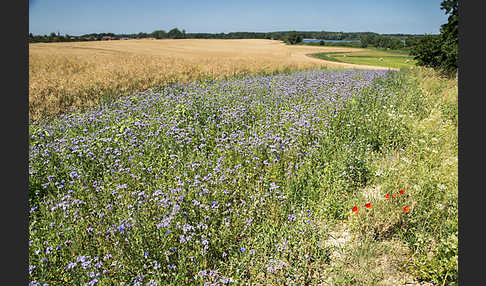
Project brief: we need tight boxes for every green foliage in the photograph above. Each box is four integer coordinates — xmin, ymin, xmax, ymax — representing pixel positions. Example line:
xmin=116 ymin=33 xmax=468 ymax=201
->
xmin=438 ymin=0 xmax=458 ymax=74
xmin=136 ymin=32 xmax=149 ymax=38
xmin=325 ymin=68 xmax=457 ymax=285
xmin=389 ymin=38 xmax=405 ymax=50
xmin=410 ymin=35 xmax=443 ymax=68
xmin=410 ymin=0 xmax=458 ymax=74
xmin=168 ymin=28 xmax=185 ymax=39
xmin=29 ymin=30 xmax=426 ymax=46
xmin=360 ymin=36 xmax=369 ymax=48
xmin=359 ymin=34 xmax=405 ymax=50
xmin=412 ymin=232 xmax=458 ymax=285
xmin=284 ymin=31 xmax=303 ymax=45
xmin=300 ymin=40 xmax=361 ymax=48
xmin=404 ymin=37 xmax=418 ymax=48
xmin=375 ymin=69 xmax=457 ymax=284
xmin=152 ymin=30 xmax=168 ymax=39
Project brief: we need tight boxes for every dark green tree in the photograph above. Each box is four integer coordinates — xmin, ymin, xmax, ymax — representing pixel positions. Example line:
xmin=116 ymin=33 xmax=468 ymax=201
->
xmin=410 ymin=35 xmax=442 ymax=68
xmin=285 ymin=31 xmax=303 ymax=45
xmin=438 ymin=0 xmax=458 ymax=73
xmin=405 ymin=37 xmax=418 ymax=48
xmin=152 ymin=30 xmax=167 ymax=39
xmin=389 ymin=38 xmax=404 ymax=50
xmin=360 ymin=35 xmax=370 ymax=48
xmin=168 ymin=28 xmax=184 ymax=39
xmin=410 ymin=0 xmax=458 ymax=74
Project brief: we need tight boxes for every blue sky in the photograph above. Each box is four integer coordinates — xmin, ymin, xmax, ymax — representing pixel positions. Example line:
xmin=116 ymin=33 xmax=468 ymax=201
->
xmin=29 ymin=0 xmax=449 ymax=36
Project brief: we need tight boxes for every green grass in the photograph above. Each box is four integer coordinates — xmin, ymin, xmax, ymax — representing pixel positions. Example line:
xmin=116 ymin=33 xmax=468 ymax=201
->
xmin=365 ymin=47 xmax=412 ymax=55
xmin=311 ymin=48 xmax=416 ymax=70
xmin=339 ymin=68 xmax=458 ymax=285
xmin=29 ymin=66 xmax=457 ymax=285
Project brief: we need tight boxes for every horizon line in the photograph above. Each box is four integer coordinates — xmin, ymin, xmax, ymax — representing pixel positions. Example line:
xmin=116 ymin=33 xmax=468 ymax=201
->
xmin=29 ymin=29 xmax=438 ymax=37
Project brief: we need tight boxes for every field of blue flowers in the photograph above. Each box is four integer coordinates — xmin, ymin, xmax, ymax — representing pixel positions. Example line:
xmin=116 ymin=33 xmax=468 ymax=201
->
xmin=29 ymin=68 xmax=457 ymax=285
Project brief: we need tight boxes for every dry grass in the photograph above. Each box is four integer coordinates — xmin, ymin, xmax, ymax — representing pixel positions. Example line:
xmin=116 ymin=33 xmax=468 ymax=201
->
xmin=29 ymin=39 xmax=383 ymax=121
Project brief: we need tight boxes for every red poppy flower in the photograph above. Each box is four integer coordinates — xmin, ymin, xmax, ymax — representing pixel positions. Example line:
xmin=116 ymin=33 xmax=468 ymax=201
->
xmin=352 ymin=205 xmax=358 ymax=213
xmin=392 ymin=194 xmax=397 ymax=199
xmin=399 ymin=189 xmax=405 ymax=195
xmin=364 ymin=202 xmax=372 ymax=208
xmin=403 ymin=206 xmax=410 ymax=213
xmin=385 ymin=193 xmax=390 ymax=199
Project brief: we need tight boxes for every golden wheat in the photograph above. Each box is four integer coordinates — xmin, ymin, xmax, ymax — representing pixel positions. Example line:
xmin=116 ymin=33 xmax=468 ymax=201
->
xmin=29 ymin=39 xmax=382 ymax=121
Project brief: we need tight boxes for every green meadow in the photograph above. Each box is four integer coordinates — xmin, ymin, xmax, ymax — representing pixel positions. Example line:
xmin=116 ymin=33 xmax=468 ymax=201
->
xmin=311 ymin=48 xmax=417 ymax=70
xmin=29 ymin=65 xmax=457 ymax=285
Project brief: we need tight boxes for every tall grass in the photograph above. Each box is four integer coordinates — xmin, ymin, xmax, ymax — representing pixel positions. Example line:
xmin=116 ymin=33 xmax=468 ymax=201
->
xmin=29 ymin=66 xmax=457 ymax=285
xmin=339 ymin=68 xmax=457 ymax=285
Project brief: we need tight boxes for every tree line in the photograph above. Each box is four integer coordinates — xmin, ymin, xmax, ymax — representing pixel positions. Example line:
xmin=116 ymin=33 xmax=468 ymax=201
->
xmin=359 ymin=34 xmax=408 ymax=50
xmin=29 ymin=28 xmax=425 ymax=49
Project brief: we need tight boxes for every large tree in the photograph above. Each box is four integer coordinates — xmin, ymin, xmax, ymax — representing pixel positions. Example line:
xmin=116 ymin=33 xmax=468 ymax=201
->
xmin=438 ymin=0 xmax=458 ymax=73
xmin=410 ymin=0 xmax=458 ymax=74
xmin=168 ymin=28 xmax=185 ymax=39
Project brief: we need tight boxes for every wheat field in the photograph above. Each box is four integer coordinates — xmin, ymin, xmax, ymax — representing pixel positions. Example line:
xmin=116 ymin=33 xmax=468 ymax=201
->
xmin=29 ymin=39 xmax=386 ymax=121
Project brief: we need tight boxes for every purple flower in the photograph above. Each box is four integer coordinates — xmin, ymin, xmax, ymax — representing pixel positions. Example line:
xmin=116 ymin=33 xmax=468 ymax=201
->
xmin=269 ymin=182 xmax=279 ymax=190
xmin=66 ymin=262 xmax=77 ymax=270
xmin=220 ymin=277 xmax=232 ymax=284
xmin=116 ymin=184 xmax=127 ymax=190
xmin=198 ymin=270 xmax=207 ymax=278
xmin=154 ymin=260 xmax=161 ymax=270
xmin=45 ymin=246 xmax=53 ymax=255
xmin=28 ymin=68 xmax=392 ymax=284
xmin=82 ymin=260 xmax=91 ymax=269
